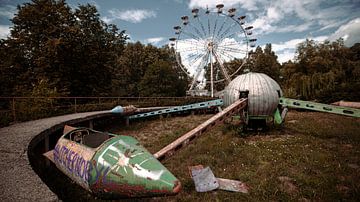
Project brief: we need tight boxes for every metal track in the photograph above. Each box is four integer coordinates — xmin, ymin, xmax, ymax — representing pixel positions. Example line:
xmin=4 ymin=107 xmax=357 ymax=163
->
xmin=154 ymin=98 xmax=247 ymax=161
xmin=280 ymin=97 xmax=360 ymax=118
xmin=127 ymin=99 xmax=224 ymax=120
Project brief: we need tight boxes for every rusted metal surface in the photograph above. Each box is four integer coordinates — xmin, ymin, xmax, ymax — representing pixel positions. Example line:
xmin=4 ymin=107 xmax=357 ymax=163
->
xmin=331 ymin=101 xmax=360 ymax=109
xmin=154 ymin=98 xmax=247 ymax=161
xmin=44 ymin=125 xmax=181 ymax=198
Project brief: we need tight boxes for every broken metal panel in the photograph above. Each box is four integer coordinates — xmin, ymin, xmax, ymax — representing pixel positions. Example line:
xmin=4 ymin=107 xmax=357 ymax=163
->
xmin=154 ymin=98 xmax=247 ymax=160
xmin=217 ymin=178 xmax=249 ymax=193
xmin=189 ymin=165 xmax=249 ymax=193
xmin=280 ymin=97 xmax=360 ymax=118
xmin=89 ymin=135 xmax=180 ymax=197
xmin=190 ymin=166 xmax=219 ymax=192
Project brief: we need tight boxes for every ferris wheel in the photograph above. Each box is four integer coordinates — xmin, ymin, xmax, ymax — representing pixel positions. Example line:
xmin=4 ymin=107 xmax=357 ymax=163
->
xmin=169 ymin=4 xmax=256 ymax=97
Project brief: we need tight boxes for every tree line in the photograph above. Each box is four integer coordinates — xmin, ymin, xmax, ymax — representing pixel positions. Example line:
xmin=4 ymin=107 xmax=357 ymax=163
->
xmin=0 ymin=0 xmax=187 ymax=98
xmin=0 ymin=0 xmax=359 ymax=103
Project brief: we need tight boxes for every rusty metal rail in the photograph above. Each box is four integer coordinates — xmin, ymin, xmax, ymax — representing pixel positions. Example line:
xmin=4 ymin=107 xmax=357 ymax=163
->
xmin=154 ymin=98 xmax=248 ymax=161
xmin=0 ymin=96 xmax=212 ymax=127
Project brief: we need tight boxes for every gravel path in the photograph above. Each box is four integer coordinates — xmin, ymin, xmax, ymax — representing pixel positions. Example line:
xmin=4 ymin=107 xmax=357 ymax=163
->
xmin=0 ymin=111 xmax=110 ymax=202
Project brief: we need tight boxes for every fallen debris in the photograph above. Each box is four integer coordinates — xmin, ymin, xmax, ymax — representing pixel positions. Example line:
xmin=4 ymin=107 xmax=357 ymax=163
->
xmin=190 ymin=166 xmax=219 ymax=192
xmin=189 ymin=165 xmax=249 ymax=193
xmin=217 ymin=178 xmax=249 ymax=193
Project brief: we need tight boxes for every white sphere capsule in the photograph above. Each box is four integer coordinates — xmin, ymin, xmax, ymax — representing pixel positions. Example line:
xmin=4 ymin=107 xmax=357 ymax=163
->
xmin=223 ymin=72 xmax=283 ymax=116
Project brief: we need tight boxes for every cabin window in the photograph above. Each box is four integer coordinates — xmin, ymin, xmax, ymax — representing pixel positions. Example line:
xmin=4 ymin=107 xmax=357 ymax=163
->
xmin=64 ymin=129 xmax=115 ymax=148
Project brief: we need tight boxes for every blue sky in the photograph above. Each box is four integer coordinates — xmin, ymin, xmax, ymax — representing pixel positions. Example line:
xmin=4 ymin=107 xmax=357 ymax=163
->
xmin=0 ymin=0 xmax=359 ymax=63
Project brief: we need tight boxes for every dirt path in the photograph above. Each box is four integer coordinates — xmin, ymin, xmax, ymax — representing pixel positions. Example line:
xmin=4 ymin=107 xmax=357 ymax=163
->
xmin=0 ymin=111 xmax=109 ymax=202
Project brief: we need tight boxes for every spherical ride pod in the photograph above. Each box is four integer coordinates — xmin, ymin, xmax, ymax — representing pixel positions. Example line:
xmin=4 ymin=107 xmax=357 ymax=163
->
xmin=223 ymin=72 xmax=284 ymax=130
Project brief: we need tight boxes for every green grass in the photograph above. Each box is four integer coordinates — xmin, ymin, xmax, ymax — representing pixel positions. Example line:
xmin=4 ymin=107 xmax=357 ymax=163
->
xmin=113 ymin=111 xmax=360 ymax=201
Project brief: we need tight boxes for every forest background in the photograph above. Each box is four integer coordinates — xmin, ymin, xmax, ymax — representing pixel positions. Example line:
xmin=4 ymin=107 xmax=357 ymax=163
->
xmin=1 ymin=0 xmax=359 ymax=103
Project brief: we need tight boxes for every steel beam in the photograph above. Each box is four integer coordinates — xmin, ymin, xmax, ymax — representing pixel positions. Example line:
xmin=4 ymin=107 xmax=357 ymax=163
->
xmin=280 ymin=97 xmax=360 ymax=118
xmin=154 ymin=98 xmax=247 ymax=161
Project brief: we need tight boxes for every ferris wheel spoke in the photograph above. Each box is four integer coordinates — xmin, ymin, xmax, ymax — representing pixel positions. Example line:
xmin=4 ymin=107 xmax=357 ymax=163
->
xmin=215 ymin=16 xmax=228 ymax=40
xmin=207 ymin=16 xmax=211 ymax=36
xmin=186 ymin=52 xmax=207 ymax=66
xmin=219 ymin=30 xmax=243 ymax=42
xmin=175 ymin=52 xmax=191 ymax=74
xmin=218 ymin=41 xmax=245 ymax=47
xmin=196 ymin=17 xmax=208 ymax=37
xmin=217 ymin=46 xmax=248 ymax=54
xmin=220 ymin=22 xmax=237 ymax=38
xmin=216 ymin=50 xmax=247 ymax=78
xmin=190 ymin=52 xmax=210 ymax=90
xmin=216 ymin=49 xmax=238 ymax=62
xmin=176 ymin=46 xmax=202 ymax=53
xmin=217 ymin=21 xmax=238 ymax=39
xmin=180 ymin=30 xmax=203 ymax=41
xmin=188 ymin=23 xmax=205 ymax=39
xmin=212 ymin=51 xmax=231 ymax=83
xmin=177 ymin=39 xmax=204 ymax=46
xmin=212 ymin=16 xmax=219 ymax=39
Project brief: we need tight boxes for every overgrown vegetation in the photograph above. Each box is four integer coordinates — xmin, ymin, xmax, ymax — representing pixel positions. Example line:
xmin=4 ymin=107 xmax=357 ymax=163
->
xmin=113 ymin=111 xmax=360 ymax=201
xmin=1 ymin=0 xmax=359 ymax=104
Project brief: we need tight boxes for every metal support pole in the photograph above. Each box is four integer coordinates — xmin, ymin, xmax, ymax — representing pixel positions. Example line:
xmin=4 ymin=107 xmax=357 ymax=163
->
xmin=44 ymin=135 xmax=50 ymax=166
xmin=210 ymin=51 xmax=214 ymax=97
xmin=74 ymin=98 xmax=77 ymax=113
xmin=89 ymin=120 xmax=94 ymax=129
xmin=12 ymin=98 xmax=16 ymax=122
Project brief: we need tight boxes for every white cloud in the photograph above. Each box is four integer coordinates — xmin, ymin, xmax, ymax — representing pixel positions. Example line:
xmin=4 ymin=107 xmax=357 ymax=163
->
xmin=105 ymin=9 xmax=156 ymax=24
xmin=144 ymin=37 xmax=165 ymax=45
xmin=188 ymin=0 xmax=261 ymax=11
xmin=89 ymin=1 xmax=100 ymax=9
xmin=274 ymin=22 xmax=313 ymax=33
xmin=0 ymin=25 xmax=10 ymax=39
xmin=0 ymin=5 xmax=16 ymax=19
xmin=277 ymin=49 xmax=296 ymax=63
xmin=328 ymin=18 xmax=360 ymax=47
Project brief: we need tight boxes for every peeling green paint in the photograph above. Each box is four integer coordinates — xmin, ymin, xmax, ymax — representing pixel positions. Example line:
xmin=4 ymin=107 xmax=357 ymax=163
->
xmin=89 ymin=135 xmax=180 ymax=197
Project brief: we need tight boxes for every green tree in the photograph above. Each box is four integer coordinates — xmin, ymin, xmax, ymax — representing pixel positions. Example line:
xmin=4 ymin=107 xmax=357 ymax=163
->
xmin=281 ymin=39 xmax=360 ymax=102
xmin=0 ymin=0 xmax=127 ymax=96
xmin=248 ymin=44 xmax=281 ymax=82
xmin=139 ymin=60 xmax=186 ymax=96
xmin=112 ymin=43 xmax=188 ymax=96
